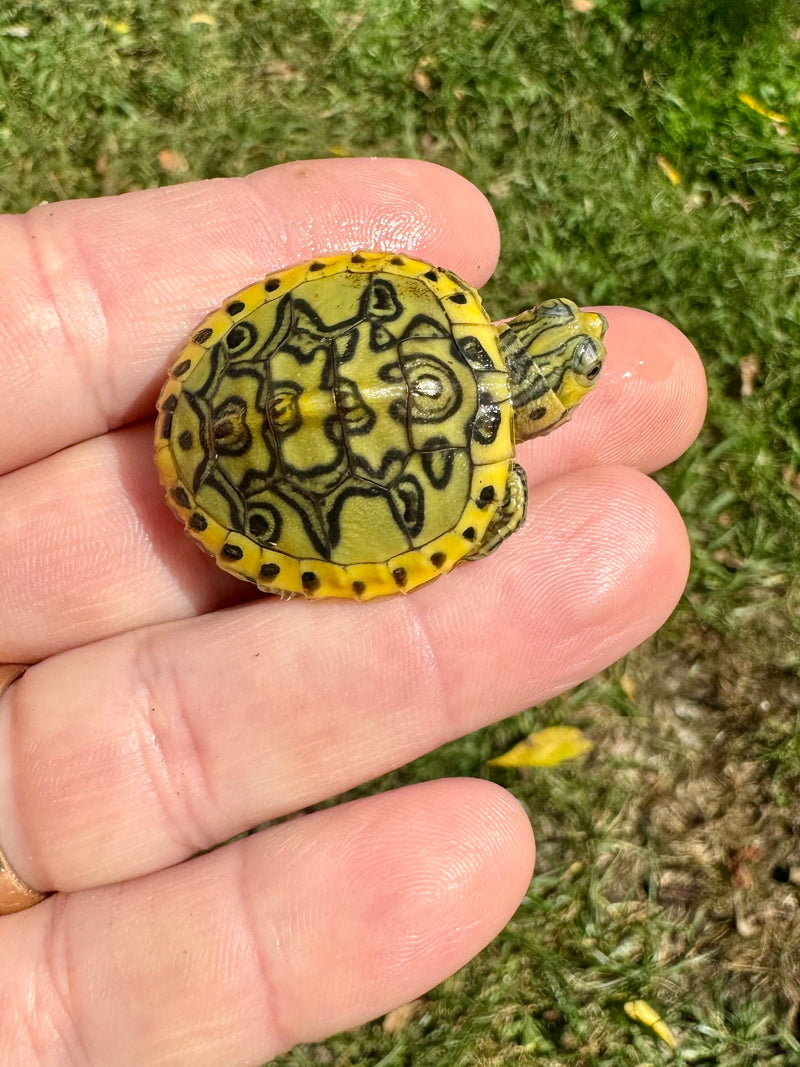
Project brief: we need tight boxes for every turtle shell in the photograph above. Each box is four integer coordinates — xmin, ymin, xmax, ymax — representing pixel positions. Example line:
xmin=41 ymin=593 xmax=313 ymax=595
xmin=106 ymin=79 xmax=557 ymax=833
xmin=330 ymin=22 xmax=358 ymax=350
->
xmin=155 ymin=251 xmax=514 ymax=599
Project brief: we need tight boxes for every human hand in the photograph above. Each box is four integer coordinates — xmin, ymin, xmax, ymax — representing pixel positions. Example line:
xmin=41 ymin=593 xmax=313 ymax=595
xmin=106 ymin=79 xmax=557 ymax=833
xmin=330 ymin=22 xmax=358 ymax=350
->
xmin=0 ymin=158 xmax=705 ymax=1064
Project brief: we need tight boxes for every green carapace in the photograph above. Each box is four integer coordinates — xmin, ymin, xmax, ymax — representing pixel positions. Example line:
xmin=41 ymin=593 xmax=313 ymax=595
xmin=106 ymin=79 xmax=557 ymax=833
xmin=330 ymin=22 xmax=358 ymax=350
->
xmin=155 ymin=251 xmax=607 ymax=599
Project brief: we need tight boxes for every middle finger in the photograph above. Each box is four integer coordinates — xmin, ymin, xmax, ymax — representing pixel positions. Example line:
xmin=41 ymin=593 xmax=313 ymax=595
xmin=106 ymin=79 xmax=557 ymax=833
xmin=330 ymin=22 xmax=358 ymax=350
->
xmin=0 ymin=307 xmax=703 ymax=662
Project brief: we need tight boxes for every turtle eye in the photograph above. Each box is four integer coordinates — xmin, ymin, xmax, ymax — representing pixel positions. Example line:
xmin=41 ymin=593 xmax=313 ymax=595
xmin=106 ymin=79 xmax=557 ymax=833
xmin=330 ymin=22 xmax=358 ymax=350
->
xmin=572 ymin=336 xmax=603 ymax=380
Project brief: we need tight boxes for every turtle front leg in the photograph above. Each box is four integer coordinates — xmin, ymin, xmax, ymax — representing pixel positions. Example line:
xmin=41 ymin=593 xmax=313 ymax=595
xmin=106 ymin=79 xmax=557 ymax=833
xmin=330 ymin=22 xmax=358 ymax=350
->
xmin=468 ymin=461 xmax=528 ymax=559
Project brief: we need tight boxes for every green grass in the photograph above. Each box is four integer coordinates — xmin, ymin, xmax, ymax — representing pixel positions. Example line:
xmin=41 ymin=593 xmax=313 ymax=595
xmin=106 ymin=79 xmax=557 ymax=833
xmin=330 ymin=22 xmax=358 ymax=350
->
xmin=4 ymin=0 xmax=800 ymax=1062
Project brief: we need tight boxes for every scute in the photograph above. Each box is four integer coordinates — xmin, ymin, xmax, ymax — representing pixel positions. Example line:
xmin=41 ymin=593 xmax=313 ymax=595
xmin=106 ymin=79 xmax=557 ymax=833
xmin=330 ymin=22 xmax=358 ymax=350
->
xmin=155 ymin=251 xmax=513 ymax=598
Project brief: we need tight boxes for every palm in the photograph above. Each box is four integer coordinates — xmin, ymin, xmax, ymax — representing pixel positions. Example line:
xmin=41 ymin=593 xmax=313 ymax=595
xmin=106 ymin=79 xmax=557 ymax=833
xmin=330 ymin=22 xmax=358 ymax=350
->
xmin=0 ymin=158 xmax=705 ymax=1065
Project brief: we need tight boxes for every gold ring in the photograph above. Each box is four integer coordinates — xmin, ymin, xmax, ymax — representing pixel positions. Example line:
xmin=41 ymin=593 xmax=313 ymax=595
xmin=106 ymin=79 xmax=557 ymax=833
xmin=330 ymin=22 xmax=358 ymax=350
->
xmin=0 ymin=664 xmax=47 ymax=914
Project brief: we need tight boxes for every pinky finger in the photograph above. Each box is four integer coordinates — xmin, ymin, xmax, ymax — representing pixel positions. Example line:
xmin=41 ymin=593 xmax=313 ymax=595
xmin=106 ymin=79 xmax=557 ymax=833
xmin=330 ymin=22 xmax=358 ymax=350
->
xmin=4 ymin=779 xmax=534 ymax=1066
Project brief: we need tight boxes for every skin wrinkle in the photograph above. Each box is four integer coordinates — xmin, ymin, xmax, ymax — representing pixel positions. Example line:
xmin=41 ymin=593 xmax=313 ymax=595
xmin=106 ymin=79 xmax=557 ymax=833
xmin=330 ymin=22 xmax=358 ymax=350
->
xmin=130 ymin=627 xmax=218 ymax=859
xmin=233 ymin=174 xmax=330 ymax=268
xmin=96 ymin=180 xmax=283 ymax=292
xmin=262 ymin=819 xmax=385 ymax=1043
xmin=1 ymin=899 xmax=86 ymax=1067
xmin=0 ymin=433 xmax=148 ymax=660
xmin=1 ymin=932 xmax=46 ymax=1067
xmin=12 ymin=995 xmax=54 ymax=1067
xmin=37 ymin=902 xmax=89 ymax=1067
xmin=2 ymin=679 xmax=40 ymax=891
xmin=150 ymin=608 xmax=313 ymax=829
xmin=399 ymin=590 xmax=493 ymax=743
xmin=233 ymin=843 xmax=293 ymax=1060
xmin=215 ymin=820 xmax=341 ymax=1056
xmin=0 ymin=240 xmax=65 ymax=479
xmin=229 ymin=172 xmax=283 ymax=263
xmin=383 ymin=594 xmax=455 ymax=744
xmin=21 ymin=209 xmax=111 ymax=441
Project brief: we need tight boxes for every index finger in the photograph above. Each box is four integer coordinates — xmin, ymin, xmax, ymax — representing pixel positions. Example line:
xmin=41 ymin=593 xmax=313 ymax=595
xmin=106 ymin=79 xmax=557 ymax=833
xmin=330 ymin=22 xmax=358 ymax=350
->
xmin=0 ymin=158 xmax=500 ymax=475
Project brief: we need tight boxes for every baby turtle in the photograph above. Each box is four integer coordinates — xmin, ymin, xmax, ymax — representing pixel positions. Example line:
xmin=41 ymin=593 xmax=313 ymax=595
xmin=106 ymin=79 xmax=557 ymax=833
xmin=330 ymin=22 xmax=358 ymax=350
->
xmin=155 ymin=251 xmax=607 ymax=599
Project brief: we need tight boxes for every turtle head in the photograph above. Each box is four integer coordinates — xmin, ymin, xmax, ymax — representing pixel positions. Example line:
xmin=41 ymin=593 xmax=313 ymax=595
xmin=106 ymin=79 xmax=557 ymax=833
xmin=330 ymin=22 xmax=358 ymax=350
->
xmin=500 ymin=298 xmax=607 ymax=443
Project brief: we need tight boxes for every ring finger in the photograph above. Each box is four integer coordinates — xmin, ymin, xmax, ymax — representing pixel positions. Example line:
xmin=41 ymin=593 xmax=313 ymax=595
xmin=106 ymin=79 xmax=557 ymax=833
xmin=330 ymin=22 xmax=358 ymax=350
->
xmin=0 ymin=461 xmax=688 ymax=893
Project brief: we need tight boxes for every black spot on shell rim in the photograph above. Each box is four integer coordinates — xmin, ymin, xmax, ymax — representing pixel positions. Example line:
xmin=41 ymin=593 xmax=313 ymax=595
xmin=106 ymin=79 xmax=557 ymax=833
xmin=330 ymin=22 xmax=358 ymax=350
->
xmin=171 ymin=359 xmax=192 ymax=378
xmin=171 ymin=486 xmax=190 ymax=509
xmin=301 ymin=571 xmax=321 ymax=593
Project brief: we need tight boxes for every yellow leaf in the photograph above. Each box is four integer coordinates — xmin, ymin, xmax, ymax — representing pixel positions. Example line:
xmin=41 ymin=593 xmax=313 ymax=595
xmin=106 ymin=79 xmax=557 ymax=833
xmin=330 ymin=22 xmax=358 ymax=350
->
xmin=189 ymin=13 xmax=216 ymax=25
xmin=624 ymin=1000 xmax=677 ymax=1049
xmin=488 ymin=726 xmax=593 ymax=768
xmin=620 ymin=672 xmax=637 ymax=700
xmin=103 ymin=18 xmax=130 ymax=34
xmin=656 ymin=155 xmax=681 ymax=185
xmin=737 ymin=92 xmax=787 ymax=124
